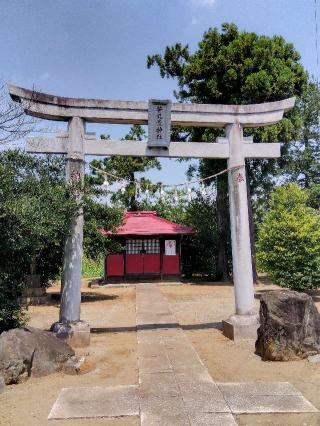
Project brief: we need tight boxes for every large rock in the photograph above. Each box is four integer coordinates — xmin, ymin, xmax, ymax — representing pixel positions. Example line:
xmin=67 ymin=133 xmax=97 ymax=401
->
xmin=256 ymin=290 xmax=320 ymax=361
xmin=0 ymin=326 xmax=75 ymax=384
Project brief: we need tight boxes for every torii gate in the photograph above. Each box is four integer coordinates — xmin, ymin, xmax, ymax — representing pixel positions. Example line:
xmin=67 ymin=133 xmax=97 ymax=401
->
xmin=9 ymin=85 xmax=295 ymax=346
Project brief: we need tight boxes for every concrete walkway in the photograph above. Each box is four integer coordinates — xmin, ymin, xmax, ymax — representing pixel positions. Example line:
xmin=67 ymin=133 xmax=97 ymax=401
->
xmin=49 ymin=284 xmax=317 ymax=425
xmin=136 ymin=284 xmax=236 ymax=425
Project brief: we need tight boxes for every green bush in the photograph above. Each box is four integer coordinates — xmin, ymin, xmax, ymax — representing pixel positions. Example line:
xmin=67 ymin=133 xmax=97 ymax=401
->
xmin=0 ymin=151 xmax=79 ymax=332
xmin=257 ymin=184 xmax=320 ymax=291
xmin=82 ymin=255 xmax=104 ymax=278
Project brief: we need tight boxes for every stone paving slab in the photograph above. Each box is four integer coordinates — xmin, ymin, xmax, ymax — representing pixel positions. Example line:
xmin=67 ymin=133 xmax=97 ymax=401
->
xmin=48 ymin=385 xmax=140 ymax=420
xmin=217 ymin=381 xmax=302 ymax=396
xmin=140 ymin=395 xmax=190 ymax=426
xmin=179 ymin=382 xmax=231 ymax=413
xmin=138 ymin=355 xmax=172 ymax=374
xmin=174 ymin=363 xmax=213 ymax=384
xmin=189 ymin=413 xmax=238 ymax=426
xmin=139 ymin=372 xmax=180 ymax=397
xmin=141 ymin=409 xmax=190 ymax=426
xmin=138 ymin=341 xmax=166 ymax=358
xmin=217 ymin=383 xmax=318 ymax=414
xmin=167 ymin=348 xmax=205 ymax=367
xmin=137 ymin=329 xmax=163 ymax=343
xmin=226 ymin=394 xmax=318 ymax=414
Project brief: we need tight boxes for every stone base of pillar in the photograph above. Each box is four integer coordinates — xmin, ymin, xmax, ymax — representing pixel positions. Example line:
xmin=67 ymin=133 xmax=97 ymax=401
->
xmin=19 ymin=287 xmax=49 ymax=306
xmin=51 ymin=321 xmax=90 ymax=348
xmin=222 ymin=313 xmax=259 ymax=341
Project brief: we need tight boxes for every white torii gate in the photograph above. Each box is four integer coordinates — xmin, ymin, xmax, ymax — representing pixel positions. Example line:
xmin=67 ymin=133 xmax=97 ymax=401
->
xmin=9 ymin=85 xmax=295 ymax=345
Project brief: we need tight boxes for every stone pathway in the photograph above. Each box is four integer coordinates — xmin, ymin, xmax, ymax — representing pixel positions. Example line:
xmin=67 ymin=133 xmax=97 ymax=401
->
xmin=48 ymin=284 xmax=317 ymax=424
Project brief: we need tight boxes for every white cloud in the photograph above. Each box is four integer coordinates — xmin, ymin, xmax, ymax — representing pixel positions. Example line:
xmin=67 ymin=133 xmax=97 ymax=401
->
xmin=191 ymin=0 xmax=216 ymax=7
xmin=191 ymin=17 xmax=198 ymax=25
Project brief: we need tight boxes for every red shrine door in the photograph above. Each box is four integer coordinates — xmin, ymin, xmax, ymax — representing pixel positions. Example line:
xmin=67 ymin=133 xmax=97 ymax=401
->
xmin=126 ymin=239 xmax=161 ymax=274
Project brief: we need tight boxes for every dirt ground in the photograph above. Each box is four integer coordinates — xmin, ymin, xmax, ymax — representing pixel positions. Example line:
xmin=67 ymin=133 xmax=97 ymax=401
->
xmin=160 ymin=281 xmax=320 ymax=426
xmin=0 ymin=279 xmax=319 ymax=426
xmin=0 ymin=281 xmax=139 ymax=426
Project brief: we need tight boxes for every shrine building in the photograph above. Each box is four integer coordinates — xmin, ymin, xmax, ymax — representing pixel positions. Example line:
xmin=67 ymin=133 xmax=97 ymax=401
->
xmin=100 ymin=211 xmax=194 ymax=282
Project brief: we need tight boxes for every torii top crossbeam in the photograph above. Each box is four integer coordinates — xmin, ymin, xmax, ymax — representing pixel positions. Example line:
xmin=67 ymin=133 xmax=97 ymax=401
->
xmin=9 ymin=84 xmax=295 ymax=127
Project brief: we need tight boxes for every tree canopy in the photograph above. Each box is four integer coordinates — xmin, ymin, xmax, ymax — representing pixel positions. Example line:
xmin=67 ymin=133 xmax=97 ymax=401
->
xmin=0 ymin=151 xmax=77 ymax=330
xmin=0 ymin=150 xmax=122 ymax=332
xmin=147 ymin=22 xmax=309 ymax=281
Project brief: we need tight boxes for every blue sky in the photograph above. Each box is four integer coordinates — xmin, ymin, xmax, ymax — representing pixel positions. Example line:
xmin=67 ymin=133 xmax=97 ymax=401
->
xmin=1 ymin=0 xmax=318 ymax=184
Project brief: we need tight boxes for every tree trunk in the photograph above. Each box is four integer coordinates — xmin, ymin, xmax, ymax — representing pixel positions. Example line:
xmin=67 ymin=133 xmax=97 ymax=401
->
xmin=215 ymin=175 xmax=230 ymax=281
xmin=129 ymin=172 xmax=138 ymax=211
xmin=30 ymin=256 xmax=37 ymax=275
xmin=303 ymin=137 xmax=310 ymax=189
xmin=246 ymin=169 xmax=259 ymax=284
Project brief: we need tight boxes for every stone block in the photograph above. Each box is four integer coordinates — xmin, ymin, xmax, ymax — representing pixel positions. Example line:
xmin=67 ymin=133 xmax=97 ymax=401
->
xmin=222 ymin=313 xmax=259 ymax=341
xmin=51 ymin=321 xmax=90 ymax=348
xmin=19 ymin=278 xmax=49 ymax=305
xmin=18 ymin=295 xmax=49 ymax=306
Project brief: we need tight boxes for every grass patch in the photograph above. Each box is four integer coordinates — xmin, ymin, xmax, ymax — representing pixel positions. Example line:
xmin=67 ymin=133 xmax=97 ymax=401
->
xmin=82 ymin=255 xmax=104 ymax=278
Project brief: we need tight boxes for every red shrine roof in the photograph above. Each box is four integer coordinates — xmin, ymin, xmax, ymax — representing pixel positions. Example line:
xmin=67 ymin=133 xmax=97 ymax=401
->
xmin=100 ymin=211 xmax=195 ymax=236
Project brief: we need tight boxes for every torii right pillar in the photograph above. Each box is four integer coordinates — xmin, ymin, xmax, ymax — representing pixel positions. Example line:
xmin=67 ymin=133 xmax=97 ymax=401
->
xmin=222 ymin=122 xmax=258 ymax=340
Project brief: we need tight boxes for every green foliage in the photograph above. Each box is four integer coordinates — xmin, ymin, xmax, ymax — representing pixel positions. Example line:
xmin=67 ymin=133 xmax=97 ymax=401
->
xmin=148 ymin=22 xmax=306 ymax=130
xmin=0 ymin=150 xmax=78 ymax=332
xmin=82 ymin=255 xmax=104 ymax=278
xmin=257 ymin=184 xmax=320 ymax=291
xmin=183 ymin=197 xmax=218 ymax=277
xmin=83 ymin=198 xmax=123 ymax=261
xmin=307 ymin=184 xmax=320 ymax=210
xmin=281 ymin=80 xmax=320 ymax=188
xmin=140 ymin=188 xmax=188 ymax=224
xmin=0 ymin=284 xmax=27 ymax=332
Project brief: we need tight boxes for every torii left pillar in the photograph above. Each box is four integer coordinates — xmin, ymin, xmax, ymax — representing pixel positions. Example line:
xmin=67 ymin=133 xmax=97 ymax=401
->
xmin=51 ymin=117 xmax=90 ymax=347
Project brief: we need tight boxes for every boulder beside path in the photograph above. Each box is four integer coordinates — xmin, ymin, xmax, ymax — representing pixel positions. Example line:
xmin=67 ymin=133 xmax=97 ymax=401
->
xmin=0 ymin=326 xmax=75 ymax=384
xmin=256 ymin=290 xmax=320 ymax=361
